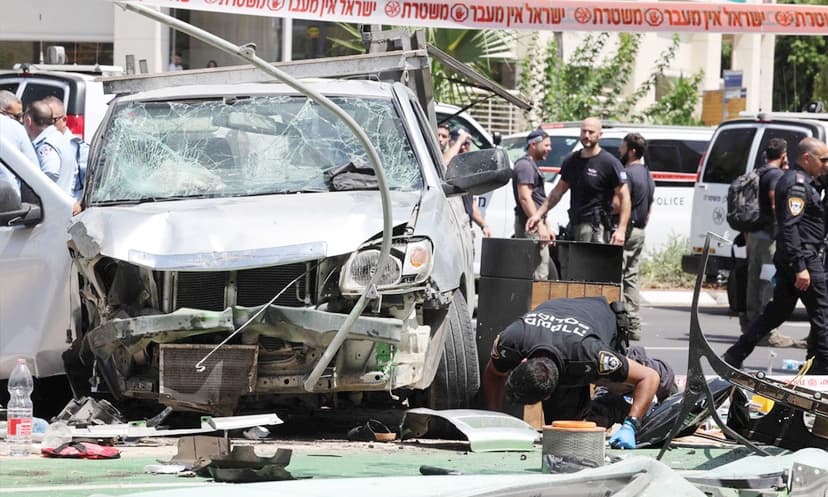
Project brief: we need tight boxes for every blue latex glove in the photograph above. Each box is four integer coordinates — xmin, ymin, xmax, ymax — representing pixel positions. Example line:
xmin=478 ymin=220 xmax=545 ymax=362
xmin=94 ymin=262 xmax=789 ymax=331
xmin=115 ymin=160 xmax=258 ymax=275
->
xmin=608 ymin=420 xmax=637 ymax=449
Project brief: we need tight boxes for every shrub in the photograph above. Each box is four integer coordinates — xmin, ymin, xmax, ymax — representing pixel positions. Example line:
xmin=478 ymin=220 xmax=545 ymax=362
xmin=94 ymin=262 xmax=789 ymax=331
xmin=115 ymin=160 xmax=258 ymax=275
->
xmin=640 ymin=235 xmax=695 ymax=289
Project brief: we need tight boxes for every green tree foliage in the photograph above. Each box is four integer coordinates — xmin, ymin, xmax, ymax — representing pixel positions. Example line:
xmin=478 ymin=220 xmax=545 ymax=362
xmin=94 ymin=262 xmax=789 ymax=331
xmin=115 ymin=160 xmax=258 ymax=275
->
xmin=328 ymin=25 xmax=515 ymax=102
xmin=520 ymin=33 xmax=703 ymax=125
xmin=773 ymin=0 xmax=828 ymax=111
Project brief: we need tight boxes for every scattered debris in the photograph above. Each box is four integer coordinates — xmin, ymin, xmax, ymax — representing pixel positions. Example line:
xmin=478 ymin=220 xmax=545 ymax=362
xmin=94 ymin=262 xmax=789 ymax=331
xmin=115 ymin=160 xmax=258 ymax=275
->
xmin=52 ymin=397 xmax=125 ymax=427
xmin=192 ymin=445 xmax=294 ymax=483
xmin=67 ymin=412 xmax=282 ymax=439
xmin=347 ymin=419 xmax=396 ymax=442
xmin=159 ymin=436 xmax=230 ymax=469
xmin=400 ymin=409 xmax=538 ymax=452
xmin=41 ymin=441 xmax=120 ymax=459
xmin=419 ymin=465 xmax=462 ymax=475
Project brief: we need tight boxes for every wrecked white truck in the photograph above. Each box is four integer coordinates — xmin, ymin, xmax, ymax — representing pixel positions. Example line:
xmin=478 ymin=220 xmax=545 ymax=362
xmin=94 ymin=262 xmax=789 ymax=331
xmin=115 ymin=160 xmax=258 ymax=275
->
xmin=0 ymin=66 xmax=512 ymax=416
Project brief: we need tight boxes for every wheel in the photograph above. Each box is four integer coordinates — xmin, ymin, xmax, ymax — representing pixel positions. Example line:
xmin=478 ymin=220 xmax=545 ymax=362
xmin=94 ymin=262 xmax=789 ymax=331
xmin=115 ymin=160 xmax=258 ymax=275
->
xmin=426 ymin=290 xmax=480 ymax=409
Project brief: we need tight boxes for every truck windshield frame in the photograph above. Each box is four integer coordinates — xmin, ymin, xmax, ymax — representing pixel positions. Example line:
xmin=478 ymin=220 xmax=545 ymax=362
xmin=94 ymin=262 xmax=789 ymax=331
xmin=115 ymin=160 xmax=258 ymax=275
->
xmin=88 ymin=94 xmax=423 ymax=204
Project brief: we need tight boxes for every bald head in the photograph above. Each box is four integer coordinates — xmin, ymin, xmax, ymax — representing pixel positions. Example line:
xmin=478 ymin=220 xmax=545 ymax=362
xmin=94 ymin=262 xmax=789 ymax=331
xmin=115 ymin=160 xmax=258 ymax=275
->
xmin=0 ymin=90 xmax=20 ymax=113
xmin=583 ymin=117 xmax=603 ymax=132
xmin=800 ymin=137 xmax=825 ymax=157
xmin=0 ymin=90 xmax=23 ymax=122
xmin=23 ymin=100 xmax=54 ymax=139
xmin=42 ymin=95 xmax=67 ymax=132
xmin=28 ymin=101 xmax=53 ymax=127
xmin=797 ymin=137 xmax=828 ymax=177
xmin=579 ymin=117 xmax=603 ymax=154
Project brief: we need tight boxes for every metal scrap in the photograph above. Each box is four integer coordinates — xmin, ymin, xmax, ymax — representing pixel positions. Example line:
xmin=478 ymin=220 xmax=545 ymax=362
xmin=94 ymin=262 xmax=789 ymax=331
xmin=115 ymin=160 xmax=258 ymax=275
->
xmin=400 ymin=408 xmax=538 ymax=452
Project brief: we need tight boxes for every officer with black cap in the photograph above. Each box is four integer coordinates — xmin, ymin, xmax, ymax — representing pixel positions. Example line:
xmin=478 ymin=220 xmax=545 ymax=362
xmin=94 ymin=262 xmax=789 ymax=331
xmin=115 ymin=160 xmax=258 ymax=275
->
xmin=725 ymin=137 xmax=828 ymax=372
xmin=512 ymin=128 xmax=552 ymax=280
xmin=482 ymin=297 xmax=675 ymax=449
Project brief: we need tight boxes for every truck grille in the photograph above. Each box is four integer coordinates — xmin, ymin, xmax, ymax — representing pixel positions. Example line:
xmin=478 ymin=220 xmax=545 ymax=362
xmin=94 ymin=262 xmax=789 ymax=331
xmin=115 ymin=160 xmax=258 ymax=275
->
xmin=176 ymin=272 xmax=226 ymax=311
xmin=237 ymin=264 xmax=312 ymax=307
xmin=174 ymin=264 xmax=313 ymax=311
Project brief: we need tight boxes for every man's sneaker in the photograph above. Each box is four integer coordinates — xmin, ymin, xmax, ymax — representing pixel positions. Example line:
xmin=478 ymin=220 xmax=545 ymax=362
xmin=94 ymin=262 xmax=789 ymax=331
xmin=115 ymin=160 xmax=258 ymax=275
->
xmin=757 ymin=330 xmax=796 ymax=348
xmin=628 ymin=329 xmax=642 ymax=341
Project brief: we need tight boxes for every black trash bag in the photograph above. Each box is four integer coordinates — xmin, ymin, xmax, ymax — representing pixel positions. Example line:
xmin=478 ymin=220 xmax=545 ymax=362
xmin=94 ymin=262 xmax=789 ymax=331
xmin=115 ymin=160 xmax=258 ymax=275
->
xmin=635 ymin=378 xmax=734 ymax=448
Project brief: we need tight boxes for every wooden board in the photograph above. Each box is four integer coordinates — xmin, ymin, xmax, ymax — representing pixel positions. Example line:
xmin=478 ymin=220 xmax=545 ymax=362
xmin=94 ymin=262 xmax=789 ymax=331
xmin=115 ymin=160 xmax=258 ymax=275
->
xmin=531 ymin=281 xmax=621 ymax=308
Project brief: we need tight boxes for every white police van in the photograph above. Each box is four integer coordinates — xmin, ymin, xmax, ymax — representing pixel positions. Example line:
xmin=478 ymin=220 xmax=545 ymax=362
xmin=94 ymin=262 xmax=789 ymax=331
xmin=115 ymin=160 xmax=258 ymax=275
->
xmin=682 ymin=113 xmax=828 ymax=281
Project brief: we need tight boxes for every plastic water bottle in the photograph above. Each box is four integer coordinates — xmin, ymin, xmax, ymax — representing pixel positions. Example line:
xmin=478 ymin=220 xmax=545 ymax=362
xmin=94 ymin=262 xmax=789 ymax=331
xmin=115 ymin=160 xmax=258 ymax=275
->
xmin=7 ymin=358 xmax=33 ymax=457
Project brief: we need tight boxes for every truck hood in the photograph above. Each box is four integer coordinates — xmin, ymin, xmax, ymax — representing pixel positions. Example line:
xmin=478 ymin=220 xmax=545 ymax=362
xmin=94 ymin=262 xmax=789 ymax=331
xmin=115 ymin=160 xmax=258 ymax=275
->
xmin=69 ymin=191 xmax=421 ymax=270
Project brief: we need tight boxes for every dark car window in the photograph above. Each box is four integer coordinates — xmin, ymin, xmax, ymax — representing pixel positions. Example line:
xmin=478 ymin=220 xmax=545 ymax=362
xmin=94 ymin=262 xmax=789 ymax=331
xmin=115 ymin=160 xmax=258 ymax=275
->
xmin=20 ymin=83 xmax=66 ymax=107
xmin=702 ymin=127 xmax=757 ymax=184
xmin=537 ymin=135 xmax=581 ymax=168
xmin=646 ymin=140 xmax=708 ymax=174
xmin=436 ymin=112 xmax=490 ymax=151
xmin=598 ymin=138 xmax=622 ymax=162
xmin=0 ymin=82 xmax=19 ymax=93
xmin=753 ymin=127 xmax=810 ymax=171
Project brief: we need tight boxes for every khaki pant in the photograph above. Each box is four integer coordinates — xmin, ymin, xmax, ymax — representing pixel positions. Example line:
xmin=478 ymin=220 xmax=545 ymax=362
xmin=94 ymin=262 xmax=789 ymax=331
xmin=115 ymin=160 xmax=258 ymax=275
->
xmin=622 ymin=227 xmax=646 ymax=334
xmin=514 ymin=217 xmax=550 ymax=281
xmin=741 ymin=233 xmax=775 ymax=333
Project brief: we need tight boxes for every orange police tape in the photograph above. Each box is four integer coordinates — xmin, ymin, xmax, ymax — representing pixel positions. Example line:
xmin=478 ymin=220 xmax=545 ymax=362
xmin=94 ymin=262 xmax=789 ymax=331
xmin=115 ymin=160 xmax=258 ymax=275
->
xmin=125 ymin=0 xmax=828 ymax=35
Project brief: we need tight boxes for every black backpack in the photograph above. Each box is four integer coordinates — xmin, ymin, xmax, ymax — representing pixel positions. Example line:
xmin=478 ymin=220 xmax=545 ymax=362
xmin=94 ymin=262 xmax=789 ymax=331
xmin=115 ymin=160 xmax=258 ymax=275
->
xmin=726 ymin=166 xmax=771 ymax=232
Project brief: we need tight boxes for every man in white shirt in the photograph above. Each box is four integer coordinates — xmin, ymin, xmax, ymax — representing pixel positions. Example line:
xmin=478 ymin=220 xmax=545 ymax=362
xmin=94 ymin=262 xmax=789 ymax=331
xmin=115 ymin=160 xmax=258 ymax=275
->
xmin=0 ymin=91 xmax=40 ymax=196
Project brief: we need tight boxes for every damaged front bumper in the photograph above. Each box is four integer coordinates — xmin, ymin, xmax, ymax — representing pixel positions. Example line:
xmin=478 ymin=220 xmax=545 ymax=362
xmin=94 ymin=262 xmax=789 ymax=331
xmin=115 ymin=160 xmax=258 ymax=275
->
xmin=85 ymin=304 xmax=431 ymax=414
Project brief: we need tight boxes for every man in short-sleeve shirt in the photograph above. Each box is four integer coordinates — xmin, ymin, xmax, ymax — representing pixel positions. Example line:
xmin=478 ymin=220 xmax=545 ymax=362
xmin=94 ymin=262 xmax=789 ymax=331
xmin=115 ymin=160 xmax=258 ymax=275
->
xmin=482 ymin=297 xmax=665 ymax=449
xmin=527 ymin=118 xmax=631 ymax=246
xmin=512 ymin=129 xmax=552 ymax=280
xmin=741 ymin=138 xmax=798 ymax=347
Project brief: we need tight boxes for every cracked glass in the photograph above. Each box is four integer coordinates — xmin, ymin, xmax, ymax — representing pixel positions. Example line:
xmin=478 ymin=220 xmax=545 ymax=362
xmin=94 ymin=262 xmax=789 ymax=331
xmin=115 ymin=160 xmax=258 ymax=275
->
xmin=89 ymin=95 xmax=422 ymax=204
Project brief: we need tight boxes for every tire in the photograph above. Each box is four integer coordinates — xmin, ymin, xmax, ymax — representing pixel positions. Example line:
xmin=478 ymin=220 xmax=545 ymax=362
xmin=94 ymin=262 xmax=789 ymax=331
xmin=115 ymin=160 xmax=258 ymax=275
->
xmin=427 ymin=290 xmax=480 ymax=409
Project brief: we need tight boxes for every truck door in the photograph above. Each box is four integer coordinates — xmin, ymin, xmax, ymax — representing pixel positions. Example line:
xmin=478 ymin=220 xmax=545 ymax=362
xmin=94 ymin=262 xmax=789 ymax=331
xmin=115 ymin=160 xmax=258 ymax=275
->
xmin=0 ymin=137 xmax=75 ymax=380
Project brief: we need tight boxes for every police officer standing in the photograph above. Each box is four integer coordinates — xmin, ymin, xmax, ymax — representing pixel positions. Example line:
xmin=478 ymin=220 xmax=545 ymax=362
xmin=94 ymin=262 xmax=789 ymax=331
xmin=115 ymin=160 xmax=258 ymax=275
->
xmin=512 ymin=129 xmax=552 ymax=280
xmin=724 ymin=137 xmax=828 ymax=372
xmin=527 ymin=117 xmax=631 ymax=246
xmin=482 ymin=297 xmax=674 ymax=449
xmin=616 ymin=133 xmax=654 ymax=341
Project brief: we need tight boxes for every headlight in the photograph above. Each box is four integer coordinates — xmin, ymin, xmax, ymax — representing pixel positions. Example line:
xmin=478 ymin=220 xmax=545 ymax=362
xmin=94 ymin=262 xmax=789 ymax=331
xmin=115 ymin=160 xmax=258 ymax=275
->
xmin=340 ymin=238 xmax=434 ymax=293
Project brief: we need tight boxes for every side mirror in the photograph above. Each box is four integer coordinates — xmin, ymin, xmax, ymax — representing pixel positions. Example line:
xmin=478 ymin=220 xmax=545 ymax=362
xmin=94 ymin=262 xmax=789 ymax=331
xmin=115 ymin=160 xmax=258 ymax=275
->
xmin=492 ymin=131 xmax=502 ymax=147
xmin=0 ymin=203 xmax=43 ymax=227
xmin=442 ymin=148 xmax=511 ymax=196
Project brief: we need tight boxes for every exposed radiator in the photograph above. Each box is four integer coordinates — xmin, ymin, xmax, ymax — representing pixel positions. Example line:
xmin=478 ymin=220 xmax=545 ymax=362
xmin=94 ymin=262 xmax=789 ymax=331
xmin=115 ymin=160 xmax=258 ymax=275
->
xmin=159 ymin=344 xmax=257 ymax=414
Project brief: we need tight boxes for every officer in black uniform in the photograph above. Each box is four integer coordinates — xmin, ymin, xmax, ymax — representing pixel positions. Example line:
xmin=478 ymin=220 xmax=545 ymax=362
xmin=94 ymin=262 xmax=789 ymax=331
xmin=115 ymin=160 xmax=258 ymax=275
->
xmin=482 ymin=297 xmax=674 ymax=449
xmin=725 ymin=137 xmax=828 ymax=372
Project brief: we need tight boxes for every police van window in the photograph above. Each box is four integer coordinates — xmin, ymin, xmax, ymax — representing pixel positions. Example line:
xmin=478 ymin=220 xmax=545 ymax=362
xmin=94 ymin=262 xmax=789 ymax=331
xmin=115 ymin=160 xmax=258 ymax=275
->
xmin=0 ymin=82 xmax=18 ymax=93
xmin=20 ymin=83 xmax=66 ymax=108
xmin=752 ymin=128 xmax=809 ymax=171
xmin=598 ymin=138 xmax=622 ymax=161
xmin=701 ymin=127 xmax=757 ymax=183
xmin=647 ymin=142 xmax=681 ymax=172
xmin=647 ymin=140 xmax=707 ymax=174
xmin=537 ymin=136 xmax=580 ymax=168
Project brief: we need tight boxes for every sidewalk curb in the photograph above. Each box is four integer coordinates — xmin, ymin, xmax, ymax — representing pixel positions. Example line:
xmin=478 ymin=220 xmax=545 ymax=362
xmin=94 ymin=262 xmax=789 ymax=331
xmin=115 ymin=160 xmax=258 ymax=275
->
xmin=641 ymin=289 xmax=728 ymax=307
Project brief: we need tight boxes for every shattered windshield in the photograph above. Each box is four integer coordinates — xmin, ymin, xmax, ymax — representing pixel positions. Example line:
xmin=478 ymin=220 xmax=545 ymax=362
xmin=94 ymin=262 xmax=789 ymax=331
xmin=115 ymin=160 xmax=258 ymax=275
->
xmin=89 ymin=95 xmax=422 ymax=203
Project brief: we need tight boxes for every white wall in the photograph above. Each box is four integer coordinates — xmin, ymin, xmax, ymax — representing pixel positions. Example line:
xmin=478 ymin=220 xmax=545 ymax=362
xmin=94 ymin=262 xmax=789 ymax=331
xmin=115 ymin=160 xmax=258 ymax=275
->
xmin=113 ymin=6 xmax=166 ymax=74
xmin=0 ymin=0 xmax=113 ymax=42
